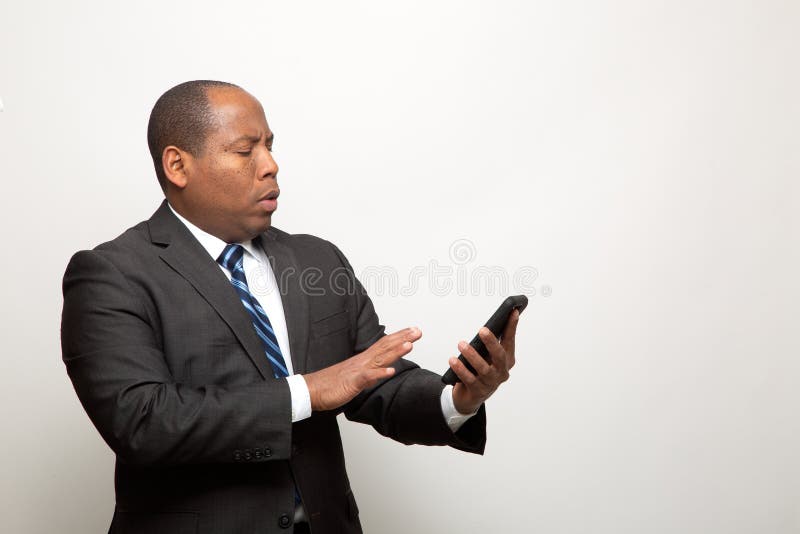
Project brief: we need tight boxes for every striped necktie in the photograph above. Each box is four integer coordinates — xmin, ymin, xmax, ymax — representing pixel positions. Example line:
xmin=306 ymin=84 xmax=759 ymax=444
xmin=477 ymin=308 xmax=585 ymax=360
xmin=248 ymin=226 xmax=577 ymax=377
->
xmin=217 ymin=244 xmax=289 ymax=378
xmin=218 ymin=244 xmax=304 ymax=508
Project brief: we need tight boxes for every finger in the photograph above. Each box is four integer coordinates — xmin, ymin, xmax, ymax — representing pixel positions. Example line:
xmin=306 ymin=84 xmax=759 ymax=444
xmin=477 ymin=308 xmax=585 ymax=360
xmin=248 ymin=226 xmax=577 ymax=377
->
xmin=372 ymin=340 xmax=414 ymax=368
xmin=371 ymin=326 xmax=420 ymax=355
xmin=479 ymin=328 xmax=510 ymax=376
xmin=478 ymin=327 xmax=506 ymax=369
xmin=390 ymin=326 xmax=422 ymax=342
xmin=448 ymin=356 xmax=480 ymax=387
xmin=458 ymin=340 xmax=491 ymax=376
xmin=387 ymin=326 xmax=422 ymax=342
xmin=363 ymin=366 xmax=396 ymax=384
xmin=356 ymin=365 xmax=398 ymax=392
xmin=500 ymin=310 xmax=520 ymax=366
xmin=478 ymin=328 xmax=510 ymax=383
xmin=501 ymin=310 xmax=519 ymax=350
xmin=406 ymin=326 xmax=422 ymax=341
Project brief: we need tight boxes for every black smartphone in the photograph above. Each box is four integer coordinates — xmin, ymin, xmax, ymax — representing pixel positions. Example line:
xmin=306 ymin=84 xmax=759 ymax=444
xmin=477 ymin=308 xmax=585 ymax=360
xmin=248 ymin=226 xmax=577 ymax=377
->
xmin=441 ymin=295 xmax=528 ymax=385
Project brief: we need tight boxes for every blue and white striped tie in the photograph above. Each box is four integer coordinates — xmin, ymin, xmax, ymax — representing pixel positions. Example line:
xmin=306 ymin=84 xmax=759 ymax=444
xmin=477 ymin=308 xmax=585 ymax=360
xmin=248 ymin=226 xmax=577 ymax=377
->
xmin=218 ymin=244 xmax=304 ymax=507
xmin=217 ymin=244 xmax=289 ymax=378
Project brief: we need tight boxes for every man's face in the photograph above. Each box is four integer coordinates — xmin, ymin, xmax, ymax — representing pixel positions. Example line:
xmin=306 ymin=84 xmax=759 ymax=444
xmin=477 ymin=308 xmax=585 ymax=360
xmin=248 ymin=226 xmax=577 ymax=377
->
xmin=179 ymin=87 xmax=279 ymax=243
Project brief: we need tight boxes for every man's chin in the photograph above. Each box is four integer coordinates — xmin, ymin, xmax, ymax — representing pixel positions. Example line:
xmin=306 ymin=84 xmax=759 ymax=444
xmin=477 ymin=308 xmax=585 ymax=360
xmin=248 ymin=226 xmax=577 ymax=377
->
xmin=248 ymin=214 xmax=273 ymax=237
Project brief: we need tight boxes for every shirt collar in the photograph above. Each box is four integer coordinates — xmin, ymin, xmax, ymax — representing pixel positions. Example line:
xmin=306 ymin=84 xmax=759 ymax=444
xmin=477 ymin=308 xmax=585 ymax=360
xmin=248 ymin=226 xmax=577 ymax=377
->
xmin=167 ymin=203 xmax=262 ymax=265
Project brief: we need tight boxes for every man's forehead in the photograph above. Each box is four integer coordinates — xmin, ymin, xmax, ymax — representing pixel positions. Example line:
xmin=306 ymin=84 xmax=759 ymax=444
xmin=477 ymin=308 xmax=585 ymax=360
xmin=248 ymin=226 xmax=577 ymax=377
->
xmin=205 ymin=87 xmax=270 ymax=138
xmin=207 ymin=87 xmax=263 ymax=115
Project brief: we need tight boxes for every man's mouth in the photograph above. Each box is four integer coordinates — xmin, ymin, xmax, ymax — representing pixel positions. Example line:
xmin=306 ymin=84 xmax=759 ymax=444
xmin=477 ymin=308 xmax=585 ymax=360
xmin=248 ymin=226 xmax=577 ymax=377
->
xmin=258 ymin=190 xmax=280 ymax=212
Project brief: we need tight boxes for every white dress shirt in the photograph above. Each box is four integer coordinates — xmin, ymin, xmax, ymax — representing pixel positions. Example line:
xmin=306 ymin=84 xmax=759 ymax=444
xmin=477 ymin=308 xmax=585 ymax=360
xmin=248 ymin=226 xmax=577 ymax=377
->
xmin=168 ymin=205 xmax=477 ymax=431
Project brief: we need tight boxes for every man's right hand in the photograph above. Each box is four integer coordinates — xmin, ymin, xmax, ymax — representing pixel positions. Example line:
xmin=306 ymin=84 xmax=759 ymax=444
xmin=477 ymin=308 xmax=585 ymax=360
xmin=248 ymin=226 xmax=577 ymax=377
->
xmin=303 ymin=327 xmax=422 ymax=411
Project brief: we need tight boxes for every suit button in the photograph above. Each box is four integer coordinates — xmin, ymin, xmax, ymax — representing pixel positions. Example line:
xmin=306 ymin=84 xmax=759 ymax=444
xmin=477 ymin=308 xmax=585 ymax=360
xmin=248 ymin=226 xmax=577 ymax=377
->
xmin=278 ymin=513 xmax=292 ymax=529
xmin=254 ymin=447 xmax=263 ymax=459
xmin=233 ymin=450 xmax=242 ymax=462
xmin=264 ymin=446 xmax=272 ymax=457
xmin=243 ymin=449 xmax=253 ymax=461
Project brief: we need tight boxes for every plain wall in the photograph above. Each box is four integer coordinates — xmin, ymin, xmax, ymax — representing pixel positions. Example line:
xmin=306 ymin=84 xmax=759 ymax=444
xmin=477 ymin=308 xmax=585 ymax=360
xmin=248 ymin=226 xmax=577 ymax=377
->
xmin=1 ymin=1 xmax=798 ymax=532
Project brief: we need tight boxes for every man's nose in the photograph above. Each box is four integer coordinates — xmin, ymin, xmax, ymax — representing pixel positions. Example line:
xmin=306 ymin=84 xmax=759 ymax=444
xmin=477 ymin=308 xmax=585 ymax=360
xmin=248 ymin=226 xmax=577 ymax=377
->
xmin=258 ymin=148 xmax=279 ymax=180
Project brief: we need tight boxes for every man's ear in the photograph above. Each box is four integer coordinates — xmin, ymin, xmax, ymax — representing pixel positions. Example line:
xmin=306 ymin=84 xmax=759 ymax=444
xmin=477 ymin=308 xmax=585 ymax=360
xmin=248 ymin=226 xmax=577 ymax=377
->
xmin=162 ymin=145 xmax=189 ymax=189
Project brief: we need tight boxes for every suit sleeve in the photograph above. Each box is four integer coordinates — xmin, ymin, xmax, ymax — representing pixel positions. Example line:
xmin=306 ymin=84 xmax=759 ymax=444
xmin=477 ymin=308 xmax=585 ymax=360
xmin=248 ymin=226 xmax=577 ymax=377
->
xmin=61 ymin=250 xmax=293 ymax=466
xmin=326 ymin=242 xmax=487 ymax=455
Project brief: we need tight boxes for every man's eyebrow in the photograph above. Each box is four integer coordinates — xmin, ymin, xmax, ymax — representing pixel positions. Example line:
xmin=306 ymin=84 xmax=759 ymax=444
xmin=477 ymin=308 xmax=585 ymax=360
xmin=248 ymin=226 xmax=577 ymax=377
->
xmin=228 ymin=134 xmax=261 ymax=146
xmin=228 ymin=133 xmax=274 ymax=146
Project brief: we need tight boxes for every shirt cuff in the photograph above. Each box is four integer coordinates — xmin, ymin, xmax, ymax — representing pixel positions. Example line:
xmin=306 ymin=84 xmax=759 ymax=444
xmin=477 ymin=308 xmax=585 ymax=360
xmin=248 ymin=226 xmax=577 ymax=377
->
xmin=287 ymin=374 xmax=312 ymax=423
xmin=440 ymin=384 xmax=479 ymax=433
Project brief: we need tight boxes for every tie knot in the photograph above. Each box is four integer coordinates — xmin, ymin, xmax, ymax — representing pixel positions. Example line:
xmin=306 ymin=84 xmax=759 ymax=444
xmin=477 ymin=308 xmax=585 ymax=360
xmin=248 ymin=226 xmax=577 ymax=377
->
xmin=217 ymin=244 xmax=244 ymax=272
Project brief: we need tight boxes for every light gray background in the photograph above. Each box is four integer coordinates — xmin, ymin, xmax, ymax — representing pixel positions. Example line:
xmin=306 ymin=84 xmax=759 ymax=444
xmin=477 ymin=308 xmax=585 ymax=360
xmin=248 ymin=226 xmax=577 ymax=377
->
xmin=1 ymin=1 xmax=798 ymax=533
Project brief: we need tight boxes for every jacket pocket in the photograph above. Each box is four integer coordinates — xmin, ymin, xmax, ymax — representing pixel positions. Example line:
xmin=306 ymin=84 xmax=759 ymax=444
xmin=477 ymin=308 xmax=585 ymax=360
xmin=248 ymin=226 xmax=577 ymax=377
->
xmin=310 ymin=309 xmax=349 ymax=338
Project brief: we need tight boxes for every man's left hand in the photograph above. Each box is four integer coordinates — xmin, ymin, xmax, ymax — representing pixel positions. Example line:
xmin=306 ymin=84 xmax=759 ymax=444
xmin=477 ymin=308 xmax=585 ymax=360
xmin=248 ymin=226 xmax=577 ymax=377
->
xmin=448 ymin=309 xmax=520 ymax=415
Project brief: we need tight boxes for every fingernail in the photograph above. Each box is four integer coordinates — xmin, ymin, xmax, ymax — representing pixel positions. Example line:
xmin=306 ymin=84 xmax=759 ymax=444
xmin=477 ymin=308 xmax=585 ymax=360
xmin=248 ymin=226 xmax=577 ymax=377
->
xmin=458 ymin=341 xmax=467 ymax=351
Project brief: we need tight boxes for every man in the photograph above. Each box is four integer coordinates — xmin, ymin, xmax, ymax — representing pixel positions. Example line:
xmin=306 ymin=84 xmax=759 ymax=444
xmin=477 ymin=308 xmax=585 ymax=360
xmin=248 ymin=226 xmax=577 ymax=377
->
xmin=61 ymin=80 xmax=519 ymax=534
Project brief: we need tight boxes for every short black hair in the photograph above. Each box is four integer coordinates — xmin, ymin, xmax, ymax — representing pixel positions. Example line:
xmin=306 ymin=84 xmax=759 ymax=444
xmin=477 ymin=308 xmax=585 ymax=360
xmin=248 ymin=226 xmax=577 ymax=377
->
xmin=147 ymin=80 xmax=240 ymax=192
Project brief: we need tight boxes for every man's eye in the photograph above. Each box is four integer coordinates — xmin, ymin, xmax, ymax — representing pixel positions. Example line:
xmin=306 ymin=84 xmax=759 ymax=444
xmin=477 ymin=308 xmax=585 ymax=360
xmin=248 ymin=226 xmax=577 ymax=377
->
xmin=237 ymin=150 xmax=252 ymax=156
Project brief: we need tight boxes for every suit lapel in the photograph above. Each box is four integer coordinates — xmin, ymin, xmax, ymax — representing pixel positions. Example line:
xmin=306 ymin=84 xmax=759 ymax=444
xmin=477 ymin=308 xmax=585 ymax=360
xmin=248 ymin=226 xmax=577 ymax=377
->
xmin=147 ymin=201 xmax=274 ymax=380
xmin=259 ymin=230 xmax=310 ymax=375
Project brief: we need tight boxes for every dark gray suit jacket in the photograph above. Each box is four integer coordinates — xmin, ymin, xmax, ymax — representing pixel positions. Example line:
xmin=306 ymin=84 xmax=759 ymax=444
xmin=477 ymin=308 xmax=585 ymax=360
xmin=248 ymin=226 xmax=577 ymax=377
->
xmin=61 ymin=201 xmax=486 ymax=534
